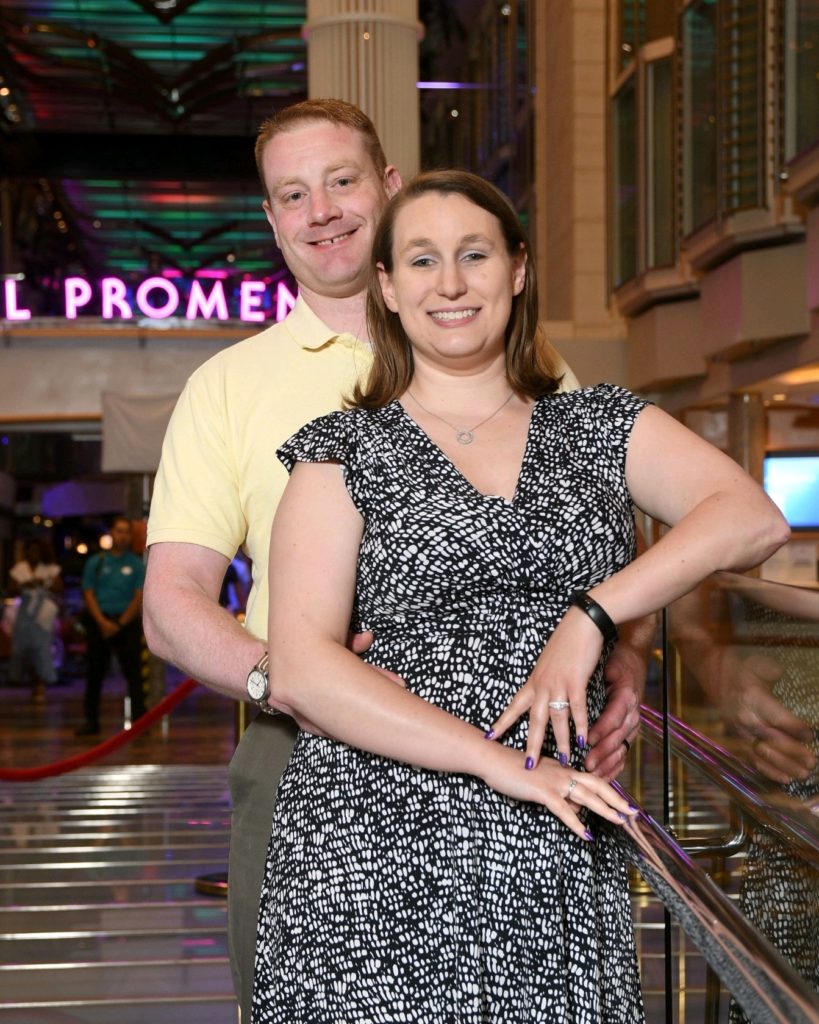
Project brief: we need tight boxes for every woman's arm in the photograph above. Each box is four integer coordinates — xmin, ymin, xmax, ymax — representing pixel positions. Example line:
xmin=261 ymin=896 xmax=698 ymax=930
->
xmin=268 ymin=460 xmax=636 ymax=841
xmin=491 ymin=404 xmax=791 ymax=766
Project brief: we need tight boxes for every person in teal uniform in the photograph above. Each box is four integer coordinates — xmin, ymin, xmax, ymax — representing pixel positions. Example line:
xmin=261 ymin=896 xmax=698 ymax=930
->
xmin=76 ymin=515 xmax=146 ymax=736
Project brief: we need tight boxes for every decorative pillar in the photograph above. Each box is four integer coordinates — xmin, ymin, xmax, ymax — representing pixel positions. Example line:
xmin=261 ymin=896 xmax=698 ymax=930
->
xmin=728 ymin=392 xmax=766 ymax=482
xmin=302 ymin=0 xmax=423 ymax=179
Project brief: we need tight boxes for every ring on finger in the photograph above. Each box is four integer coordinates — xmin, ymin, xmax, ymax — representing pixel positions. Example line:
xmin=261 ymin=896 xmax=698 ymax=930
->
xmin=548 ymin=700 xmax=570 ymax=711
xmin=566 ymin=777 xmax=578 ymax=799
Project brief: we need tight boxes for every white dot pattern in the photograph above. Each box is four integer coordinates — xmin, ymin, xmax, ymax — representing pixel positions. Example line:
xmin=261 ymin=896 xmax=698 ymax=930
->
xmin=253 ymin=384 xmax=648 ymax=1023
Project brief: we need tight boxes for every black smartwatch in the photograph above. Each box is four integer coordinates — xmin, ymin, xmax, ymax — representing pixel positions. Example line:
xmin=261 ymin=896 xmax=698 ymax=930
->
xmin=567 ymin=591 xmax=619 ymax=645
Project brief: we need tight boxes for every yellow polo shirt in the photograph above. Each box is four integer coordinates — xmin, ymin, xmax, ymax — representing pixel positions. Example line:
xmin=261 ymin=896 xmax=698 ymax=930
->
xmin=148 ymin=296 xmax=372 ymax=637
xmin=148 ymin=294 xmax=578 ymax=639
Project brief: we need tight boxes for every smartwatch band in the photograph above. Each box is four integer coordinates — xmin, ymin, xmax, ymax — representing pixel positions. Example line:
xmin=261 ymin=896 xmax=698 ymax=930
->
xmin=568 ymin=591 xmax=619 ymax=645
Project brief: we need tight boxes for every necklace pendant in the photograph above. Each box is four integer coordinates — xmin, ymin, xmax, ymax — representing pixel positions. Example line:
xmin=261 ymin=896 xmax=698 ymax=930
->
xmin=456 ymin=429 xmax=475 ymax=445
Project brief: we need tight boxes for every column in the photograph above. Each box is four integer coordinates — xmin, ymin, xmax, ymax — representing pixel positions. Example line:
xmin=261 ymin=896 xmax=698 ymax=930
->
xmin=302 ymin=0 xmax=423 ymax=179
xmin=727 ymin=391 xmax=766 ymax=482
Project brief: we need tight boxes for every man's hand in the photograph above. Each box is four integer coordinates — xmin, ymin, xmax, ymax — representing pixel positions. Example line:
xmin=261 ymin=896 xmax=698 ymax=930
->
xmin=585 ymin=639 xmax=646 ymax=780
xmin=720 ymin=652 xmax=815 ymax=785
xmin=99 ymin=618 xmax=120 ymax=639
xmin=348 ymin=630 xmax=405 ymax=686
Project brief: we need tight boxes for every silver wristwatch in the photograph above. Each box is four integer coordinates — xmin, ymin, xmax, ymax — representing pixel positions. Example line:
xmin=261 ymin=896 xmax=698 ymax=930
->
xmin=246 ymin=653 xmax=275 ymax=714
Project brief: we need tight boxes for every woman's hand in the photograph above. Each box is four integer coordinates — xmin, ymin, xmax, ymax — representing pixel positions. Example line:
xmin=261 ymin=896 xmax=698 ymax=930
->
xmin=481 ymin=742 xmax=637 ymax=841
xmin=488 ymin=607 xmax=604 ymax=768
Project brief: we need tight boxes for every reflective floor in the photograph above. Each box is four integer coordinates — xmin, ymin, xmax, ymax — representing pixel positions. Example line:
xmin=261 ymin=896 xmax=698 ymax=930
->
xmin=1 ymin=669 xmax=744 ymax=1023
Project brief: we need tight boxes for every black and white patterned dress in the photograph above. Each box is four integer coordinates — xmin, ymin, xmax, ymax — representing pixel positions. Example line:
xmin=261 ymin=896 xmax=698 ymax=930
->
xmin=253 ymin=384 xmax=647 ymax=1024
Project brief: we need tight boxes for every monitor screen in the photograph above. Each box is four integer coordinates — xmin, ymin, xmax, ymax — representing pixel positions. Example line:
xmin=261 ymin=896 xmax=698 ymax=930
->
xmin=763 ymin=452 xmax=819 ymax=530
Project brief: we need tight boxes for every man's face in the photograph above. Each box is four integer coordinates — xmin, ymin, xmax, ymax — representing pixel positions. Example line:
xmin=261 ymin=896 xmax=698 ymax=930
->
xmin=261 ymin=120 xmax=400 ymax=301
xmin=110 ymin=520 xmax=132 ymax=551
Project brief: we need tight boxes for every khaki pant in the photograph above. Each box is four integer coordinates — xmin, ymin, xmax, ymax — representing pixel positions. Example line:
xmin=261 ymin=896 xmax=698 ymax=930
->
xmin=227 ymin=712 xmax=298 ymax=1023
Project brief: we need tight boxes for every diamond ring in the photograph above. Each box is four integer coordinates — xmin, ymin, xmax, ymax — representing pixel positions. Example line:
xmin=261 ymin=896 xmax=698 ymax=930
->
xmin=548 ymin=700 xmax=570 ymax=711
xmin=566 ymin=778 xmax=578 ymax=798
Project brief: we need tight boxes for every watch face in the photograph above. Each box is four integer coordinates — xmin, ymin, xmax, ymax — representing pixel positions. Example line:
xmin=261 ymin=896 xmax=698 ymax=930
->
xmin=247 ymin=669 xmax=267 ymax=702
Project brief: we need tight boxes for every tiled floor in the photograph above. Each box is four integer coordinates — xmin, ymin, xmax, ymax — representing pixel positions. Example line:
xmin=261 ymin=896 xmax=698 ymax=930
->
xmin=0 ymin=670 xmax=744 ymax=1023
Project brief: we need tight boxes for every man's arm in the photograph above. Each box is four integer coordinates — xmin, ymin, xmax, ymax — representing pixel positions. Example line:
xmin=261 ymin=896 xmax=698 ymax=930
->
xmin=585 ymin=525 xmax=656 ymax=780
xmin=118 ymin=588 xmax=143 ymax=628
xmin=585 ymin=612 xmax=656 ymax=779
xmin=143 ymin=542 xmax=264 ymax=700
xmin=84 ymin=586 xmax=119 ymax=638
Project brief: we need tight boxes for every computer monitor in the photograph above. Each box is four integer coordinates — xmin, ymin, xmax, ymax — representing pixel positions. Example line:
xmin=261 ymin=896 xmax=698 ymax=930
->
xmin=762 ymin=451 xmax=819 ymax=531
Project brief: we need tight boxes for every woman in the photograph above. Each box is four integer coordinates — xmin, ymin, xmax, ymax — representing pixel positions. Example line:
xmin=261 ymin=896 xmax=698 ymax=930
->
xmin=254 ymin=171 xmax=789 ymax=1022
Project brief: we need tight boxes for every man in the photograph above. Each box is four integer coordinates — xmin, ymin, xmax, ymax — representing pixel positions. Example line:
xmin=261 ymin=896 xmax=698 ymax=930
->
xmin=144 ymin=99 xmax=647 ymax=1020
xmin=77 ymin=516 xmax=146 ymax=735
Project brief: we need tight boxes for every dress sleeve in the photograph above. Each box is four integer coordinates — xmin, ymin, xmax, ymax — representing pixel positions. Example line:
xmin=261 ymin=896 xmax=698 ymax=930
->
xmin=276 ymin=411 xmax=356 ymax=473
xmin=587 ymin=384 xmax=650 ymax=468
xmin=276 ymin=410 xmax=367 ymax=516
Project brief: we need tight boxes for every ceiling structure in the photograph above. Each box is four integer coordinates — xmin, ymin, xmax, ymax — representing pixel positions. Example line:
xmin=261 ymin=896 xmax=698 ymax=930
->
xmin=0 ymin=1 xmax=313 ymax=311
xmin=0 ymin=0 xmax=466 ymax=317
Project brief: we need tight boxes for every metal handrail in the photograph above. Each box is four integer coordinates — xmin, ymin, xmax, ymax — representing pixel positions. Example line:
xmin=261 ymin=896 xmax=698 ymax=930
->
xmin=612 ymin=802 xmax=819 ymax=1022
xmin=640 ymin=705 xmax=819 ymax=869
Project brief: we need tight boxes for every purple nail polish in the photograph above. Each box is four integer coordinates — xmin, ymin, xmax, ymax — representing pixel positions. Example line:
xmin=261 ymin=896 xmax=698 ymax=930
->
xmin=559 ymin=752 xmax=568 ymax=767
xmin=525 ymin=756 xmax=535 ymax=770
xmin=629 ymin=804 xmax=640 ymax=813
xmin=577 ymin=735 xmax=586 ymax=750
xmin=484 ymin=729 xmax=495 ymax=740
xmin=584 ymin=829 xmax=594 ymax=842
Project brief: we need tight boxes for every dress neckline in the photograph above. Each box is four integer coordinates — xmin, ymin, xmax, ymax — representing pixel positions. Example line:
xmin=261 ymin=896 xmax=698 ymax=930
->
xmin=391 ymin=397 xmax=541 ymax=506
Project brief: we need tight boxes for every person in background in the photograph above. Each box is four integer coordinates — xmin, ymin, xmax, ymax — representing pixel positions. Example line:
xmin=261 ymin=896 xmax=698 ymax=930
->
xmin=7 ymin=537 xmax=63 ymax=703
xmin=75 ymin=515 xmax=146 ymax=736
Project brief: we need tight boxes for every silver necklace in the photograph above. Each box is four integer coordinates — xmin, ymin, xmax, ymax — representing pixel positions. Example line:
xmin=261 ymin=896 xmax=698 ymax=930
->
xmin=407 ymin=388 xmax=515 ymax=445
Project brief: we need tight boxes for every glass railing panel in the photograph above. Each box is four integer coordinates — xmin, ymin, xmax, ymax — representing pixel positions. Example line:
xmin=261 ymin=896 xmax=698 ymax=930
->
xmin=660 ymin=571 xmax=819 ymax=1020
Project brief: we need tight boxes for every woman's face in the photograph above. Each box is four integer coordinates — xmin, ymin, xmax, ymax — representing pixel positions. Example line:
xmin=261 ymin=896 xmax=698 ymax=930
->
xmin=378 ymin=191 xmax=525 ymax=375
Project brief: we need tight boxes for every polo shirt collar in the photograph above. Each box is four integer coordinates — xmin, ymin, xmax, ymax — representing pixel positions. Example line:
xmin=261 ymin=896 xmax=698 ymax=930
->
xmin=283 ymin=293 xmax=361 ymax=350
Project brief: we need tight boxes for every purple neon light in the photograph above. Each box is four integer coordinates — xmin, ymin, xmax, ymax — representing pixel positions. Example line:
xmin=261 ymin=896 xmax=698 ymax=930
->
xmin=416 ymin=81 xmax=494 ymax=90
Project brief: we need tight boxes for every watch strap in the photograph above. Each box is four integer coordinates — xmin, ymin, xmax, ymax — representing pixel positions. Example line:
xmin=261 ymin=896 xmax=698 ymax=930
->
xmin=567 ymin=591 xmax=619 ymax=646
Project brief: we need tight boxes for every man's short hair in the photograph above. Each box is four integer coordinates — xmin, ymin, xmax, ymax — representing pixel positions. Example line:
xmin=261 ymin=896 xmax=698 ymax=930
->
xmin=254 ymin=99 xmax=388 ymax=197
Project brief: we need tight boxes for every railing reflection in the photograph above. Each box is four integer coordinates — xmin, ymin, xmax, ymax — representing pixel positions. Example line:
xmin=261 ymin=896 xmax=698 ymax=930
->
xmin=657 ymin=571 xmax=819 ymax=1022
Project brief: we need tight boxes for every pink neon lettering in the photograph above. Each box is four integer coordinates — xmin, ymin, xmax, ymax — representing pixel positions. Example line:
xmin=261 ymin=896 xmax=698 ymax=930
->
xmin=136 ymin=277 xmax=179 ymax=319
xmin=65 ymin=277 xmax=93 ymax=319
xmin=101 ymin=277 xmax=132 ymax=319
xmin=186 ymin=280 xmax=229 ymax=320
xmin=240 ymin=281 xmax=266 ymax=322
xmin=275 ymin=282 xmax=297 ymax=322
xmin=3 ymin=280 xmax=31 ymax=321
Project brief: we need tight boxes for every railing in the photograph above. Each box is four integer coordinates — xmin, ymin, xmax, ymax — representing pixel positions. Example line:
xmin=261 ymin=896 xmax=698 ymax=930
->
xmin=610 ymin=803 xmax=819 ymax=1023
xmin=633 ymin=570 xmax=819 ymax=1022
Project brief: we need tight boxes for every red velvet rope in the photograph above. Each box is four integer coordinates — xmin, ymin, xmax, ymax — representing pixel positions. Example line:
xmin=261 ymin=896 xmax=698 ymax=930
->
xmin=0 ymin=677 xmax=200 ymax=782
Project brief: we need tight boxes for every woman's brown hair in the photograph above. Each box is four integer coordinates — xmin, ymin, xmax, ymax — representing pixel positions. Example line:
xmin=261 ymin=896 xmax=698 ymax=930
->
xmin=351 ymin=169 xmax=562 ymax=409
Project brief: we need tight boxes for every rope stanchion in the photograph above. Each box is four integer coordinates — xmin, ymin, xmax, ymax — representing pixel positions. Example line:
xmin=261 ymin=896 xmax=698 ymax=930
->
xmin=0 ymin=677 xmax=200 ymax=782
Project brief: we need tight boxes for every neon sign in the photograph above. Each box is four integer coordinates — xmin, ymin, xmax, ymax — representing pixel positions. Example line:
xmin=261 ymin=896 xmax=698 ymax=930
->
xmin=2 ymin=276 xmax=297 ymax=324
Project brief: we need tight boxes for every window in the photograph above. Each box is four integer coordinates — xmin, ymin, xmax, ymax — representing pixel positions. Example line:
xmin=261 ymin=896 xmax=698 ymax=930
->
xmin=719 ymin=0 xmax=764 ymax=211
xmin=784 ymin=0 xmax=819 ymax=159
xmin=613 ymin=79 xmax=638 ymax=285
xmin=647 ymin=58 xmax=675 ymax=265
xmin=683 ymin=0 xmax=719 ymax=233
